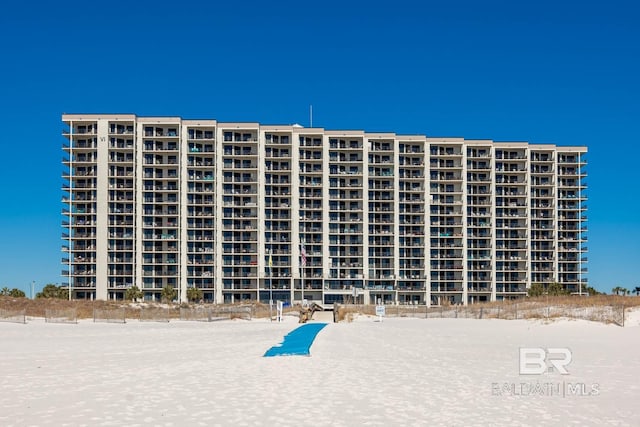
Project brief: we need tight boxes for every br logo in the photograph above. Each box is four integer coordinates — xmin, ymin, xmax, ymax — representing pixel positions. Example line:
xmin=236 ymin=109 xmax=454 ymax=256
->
xmin=519 ymin=347 xmax=572 ymax=375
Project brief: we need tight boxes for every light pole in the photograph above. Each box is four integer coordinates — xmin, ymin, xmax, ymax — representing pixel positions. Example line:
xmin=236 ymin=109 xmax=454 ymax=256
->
xmin=31 ymin=281 xmax=35 ymax=299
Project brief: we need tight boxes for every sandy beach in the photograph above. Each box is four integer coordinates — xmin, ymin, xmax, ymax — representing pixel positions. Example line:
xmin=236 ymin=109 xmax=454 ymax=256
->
xmin=1 ymin=313 xmax=639 ymax=426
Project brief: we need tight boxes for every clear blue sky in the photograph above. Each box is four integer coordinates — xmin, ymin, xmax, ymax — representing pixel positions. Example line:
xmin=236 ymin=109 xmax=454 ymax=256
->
xmin=0 ymin=0 xmax=638 ymax=295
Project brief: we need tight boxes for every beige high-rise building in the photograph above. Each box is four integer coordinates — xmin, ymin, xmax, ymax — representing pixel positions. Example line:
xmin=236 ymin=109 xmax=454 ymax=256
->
xmin=61 ymin=114 xmax=587 ymax=305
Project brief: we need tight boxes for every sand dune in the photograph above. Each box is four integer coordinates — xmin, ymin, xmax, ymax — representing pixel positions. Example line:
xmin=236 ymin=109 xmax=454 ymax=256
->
xmin=1 ymin=314 xmax=638 ymax=426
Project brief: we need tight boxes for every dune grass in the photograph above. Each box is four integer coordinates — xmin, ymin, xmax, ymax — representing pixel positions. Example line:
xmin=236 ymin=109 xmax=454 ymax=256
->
xmin=0 ymin=297 xmax=302 ymax=321
xmin=335 ymin=295 xmax=639 ymax=325
xmin=2 ymin=295 xmax=638 ymax=325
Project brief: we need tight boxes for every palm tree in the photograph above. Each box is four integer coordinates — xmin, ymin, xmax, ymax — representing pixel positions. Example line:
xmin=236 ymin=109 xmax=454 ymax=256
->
xmin=161 ymin=285 xmax=177 ymax=304
xmin=186 ymin=287 xmax=203 ymax=303
xmin=9 ymin=288 xmax=26 ymax=298
xmin=548 ymin=282 xmax=568 ymax=296
xmin=125 ymin=285 xmax=143 ymax=302
xmin=612 ymin=286 xmax=623 ymax=296
xmin=527 ymin=283 xmax=545 ymax=297
xmin=635 ymin=286 xmax=640 ymax=296
xmin=585 ymin=286 xmax=600 ymax=296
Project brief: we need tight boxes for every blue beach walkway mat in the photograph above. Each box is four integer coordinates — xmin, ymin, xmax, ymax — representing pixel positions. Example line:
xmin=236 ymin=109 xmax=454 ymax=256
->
xmin=263 ymin=323 xmax=328 ymax=357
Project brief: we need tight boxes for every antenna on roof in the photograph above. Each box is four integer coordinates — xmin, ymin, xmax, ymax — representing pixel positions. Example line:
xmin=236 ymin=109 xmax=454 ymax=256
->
xmin=309 ymin=104 xmax=313 ymax=128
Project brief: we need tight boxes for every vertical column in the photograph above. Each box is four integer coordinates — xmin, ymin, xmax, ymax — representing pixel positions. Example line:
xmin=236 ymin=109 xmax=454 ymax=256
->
xmin=215 ymin=127 xmax=224 ymax=303
xmin=95 ymin=119 xmax=110 ymax=300
xmin=179 ymin=120 xmax=189 ymax=303
xmin=461 ymin=144 xmax=468 ymax=305
xmin=525 ymin=147 xmax=532 ymax=292
xmin=490 ymin=145 xmax=497 ymax=302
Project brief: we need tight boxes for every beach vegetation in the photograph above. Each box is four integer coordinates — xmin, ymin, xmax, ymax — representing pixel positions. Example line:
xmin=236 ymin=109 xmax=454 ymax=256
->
xmin=547 ymin=282 xmax=569 ymax=296
xmin=0 ymin=287 xmax=24 ymax=297
xmin=124 ymin=285 xmax=143 ymax=302
xmin=9 ymin=288 xmax=26 ymax=298
xmin=612 ymin=286 xmax=631 ymax=296
xmin=584 ymin=286 xmax=601 ymax=296
xmin=186 ymin=286 xmax=203 ymax=303
xmin=527 ymin=283 xmax=545 ymax=297
xmin=528 ymin=282 xmax=569 ymax=297
xmin=36 ymin=284 xmax=67 ymax=299
xmin=161 ymin=285 xmax=177 ymax=303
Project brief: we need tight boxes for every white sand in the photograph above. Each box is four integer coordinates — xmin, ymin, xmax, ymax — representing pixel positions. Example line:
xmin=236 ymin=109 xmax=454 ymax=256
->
xmin=1 ymin=315 xmax=638 ymax=427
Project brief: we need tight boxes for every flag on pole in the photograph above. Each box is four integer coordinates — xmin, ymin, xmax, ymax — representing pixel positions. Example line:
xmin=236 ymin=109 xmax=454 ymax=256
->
xmin=300 ymin=242 xmax=307 ymax=267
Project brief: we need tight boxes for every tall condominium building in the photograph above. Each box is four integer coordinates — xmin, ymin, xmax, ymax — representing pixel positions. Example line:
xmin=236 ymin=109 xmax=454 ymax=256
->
xmin=61 ymin=114 xmax=587 ymax=305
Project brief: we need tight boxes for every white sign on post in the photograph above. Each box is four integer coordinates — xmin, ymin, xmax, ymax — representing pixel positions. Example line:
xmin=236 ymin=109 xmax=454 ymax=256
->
xmin=375 ymin=304 xmax=385 ymax=322
xmin=276 ymin=301 xmax=284 ymax=322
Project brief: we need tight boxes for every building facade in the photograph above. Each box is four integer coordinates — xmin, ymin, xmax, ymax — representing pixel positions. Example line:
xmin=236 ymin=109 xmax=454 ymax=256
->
xmin=61 ymin=114 xmax=587 ymax=305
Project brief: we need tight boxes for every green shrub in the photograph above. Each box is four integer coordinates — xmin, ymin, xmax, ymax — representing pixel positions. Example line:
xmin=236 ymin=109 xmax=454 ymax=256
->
xmin=125 ymin=285 xmax=143 ymax=302
xmin=36 ymin=284 xmax=67 ymax=299
xmin=527 ymin=283 xmax=545 ymax=297
xmin=187 ymin=287 xmax=203 ymax=303
xmin=161 ymin=285 xmax=177 ymax=304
